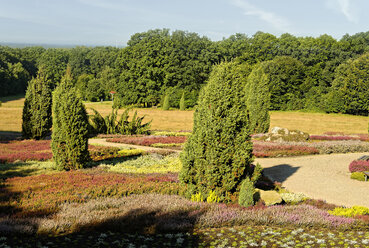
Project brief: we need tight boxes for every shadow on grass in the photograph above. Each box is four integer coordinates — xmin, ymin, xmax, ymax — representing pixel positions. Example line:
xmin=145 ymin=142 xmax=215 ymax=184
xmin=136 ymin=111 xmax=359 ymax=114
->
xmin=1 ymin=207 xmax=202 ymax=247
xmin=0 ymin=94 xmax=24 ymax=103
xmin=0 ymin=131 xmax=22 ymax=142
xmin=263 ymin=164 xmax=300 ymax=183
xmin=0 ymin=162 xmax=44 ymax=180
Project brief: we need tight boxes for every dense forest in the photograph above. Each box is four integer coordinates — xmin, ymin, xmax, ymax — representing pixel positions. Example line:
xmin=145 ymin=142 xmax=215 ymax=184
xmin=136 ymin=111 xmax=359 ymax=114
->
xmin=2 ymin=29 xmax=369 ymax=115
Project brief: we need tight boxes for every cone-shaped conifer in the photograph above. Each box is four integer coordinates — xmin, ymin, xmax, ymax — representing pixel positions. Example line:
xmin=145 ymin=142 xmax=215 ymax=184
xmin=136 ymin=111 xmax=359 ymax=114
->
xmin=180 ymin=61 xmax=254 ymax=202
xmin=22 ymin=68 xmax=52 ymax=139
xmin=51 ymin=65 xmax=90 ymax=170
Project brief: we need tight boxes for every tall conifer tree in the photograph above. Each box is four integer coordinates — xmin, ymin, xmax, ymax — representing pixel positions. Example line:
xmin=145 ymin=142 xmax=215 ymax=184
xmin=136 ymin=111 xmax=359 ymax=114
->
xmin=51 ymin=65 xmax=90 ymax=170
xmin=22 ymin=68 xmax=52 ymax=139
xmin=180 ymin=62 xmax=253 ymax=201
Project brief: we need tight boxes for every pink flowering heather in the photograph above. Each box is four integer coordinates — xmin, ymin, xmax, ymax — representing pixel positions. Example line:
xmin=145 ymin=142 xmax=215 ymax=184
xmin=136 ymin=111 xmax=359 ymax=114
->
xmin=349 ymin=160 xmax=369 ymax=173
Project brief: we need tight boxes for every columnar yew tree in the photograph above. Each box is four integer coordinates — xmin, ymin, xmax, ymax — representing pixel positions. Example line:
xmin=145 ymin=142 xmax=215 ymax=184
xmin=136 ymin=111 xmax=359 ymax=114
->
xmin=180 ymin=62 xmax=253 ymax=201
xmin=179 ymin=92 xmax=186 ymax=110
xmin=163 ymin=94 xmax=170 ymax=110
xmin=22 ymin=68 xmax=52 ymax=139
xmin=52 ymin=66 xmax=90 ymax=170
xmin=246 ymin=63 xmax=271 ymax=133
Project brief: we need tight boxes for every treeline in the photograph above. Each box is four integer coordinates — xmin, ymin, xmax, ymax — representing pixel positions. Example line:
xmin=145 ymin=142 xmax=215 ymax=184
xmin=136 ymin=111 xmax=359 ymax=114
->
xmin=2 ymin=29 xmax=369 ymax=114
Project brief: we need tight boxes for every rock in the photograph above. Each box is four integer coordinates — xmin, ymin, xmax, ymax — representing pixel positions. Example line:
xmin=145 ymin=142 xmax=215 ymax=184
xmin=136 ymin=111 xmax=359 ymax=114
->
xmin=262 ymin=127 xmax=309 ymax=142
xmin=258 ymin=189 xmax=283 ymax=206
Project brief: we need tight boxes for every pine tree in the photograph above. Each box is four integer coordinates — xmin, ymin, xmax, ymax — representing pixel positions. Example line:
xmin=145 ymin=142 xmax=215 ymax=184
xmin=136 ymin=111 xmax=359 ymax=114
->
xmin=22 ymin=68 xmax=52 ymax=139
xmin=246 ymin=63 xmax=271 ymax=134
xmin=163 ymin=94 xmax=170 ymax=110
xmin=179 ymin=92 xmax=186 ymax=110
xmin=51 ymin=65 xmax=90 ymax=170
xmin=180 ymin=61 xmax=254 ymax=202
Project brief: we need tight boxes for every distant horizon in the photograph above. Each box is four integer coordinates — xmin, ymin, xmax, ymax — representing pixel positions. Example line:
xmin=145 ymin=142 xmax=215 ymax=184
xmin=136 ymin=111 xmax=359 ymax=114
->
xmin=1 ymin=0 xmax=368 ymax=46
xmin=1 ymin=29 xmax=368 ymax=49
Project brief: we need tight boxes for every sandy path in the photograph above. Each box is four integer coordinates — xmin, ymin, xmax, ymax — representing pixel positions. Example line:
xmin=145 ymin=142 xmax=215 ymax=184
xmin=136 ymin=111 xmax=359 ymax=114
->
xmin=89 ymin=138 xmax=180 ymax=153
xmin=256 ymin=153 xmax=369 ymax=207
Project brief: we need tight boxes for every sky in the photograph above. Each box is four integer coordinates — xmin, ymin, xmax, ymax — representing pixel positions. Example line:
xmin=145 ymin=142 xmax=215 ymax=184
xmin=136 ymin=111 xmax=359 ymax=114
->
xmin=0 ymin=0 xmax=368 ymax=46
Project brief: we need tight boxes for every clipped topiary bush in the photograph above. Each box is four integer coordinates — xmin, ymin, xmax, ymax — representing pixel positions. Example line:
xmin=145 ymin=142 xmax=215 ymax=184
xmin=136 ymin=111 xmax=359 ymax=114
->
xmin=246 ymin=63 xmax=270 ymax=134
xmin=51 ymin=66 xmax=90 ymax=170
xmin=180 ymin=61 xmax=254 ymax=202
xmin=22 ymin=68 xmax=52 ymax=140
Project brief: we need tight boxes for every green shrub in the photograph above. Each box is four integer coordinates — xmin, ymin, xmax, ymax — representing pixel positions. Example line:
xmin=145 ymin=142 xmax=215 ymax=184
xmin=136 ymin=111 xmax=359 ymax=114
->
xmin=238 ymin=177 xmax=255 ymax=207
xmin=180 ymin=61 xmax=254 ymax=202
xmin=179 ymin=92 xmax=186 ymax=110
xmin=328 ymin=206 xmax=369 ymax=217
xmin=350 ymin=172 xmax=366 ymax=181
xmin=163 ymin=94 xmax=170 ymax=110
xmin=51 ymin=66 xmax=90 ymax=170
xmin=22 ymin=68 xmax=52 ymax=139
xmin=246 ymin=63 xmax=270 ymax=134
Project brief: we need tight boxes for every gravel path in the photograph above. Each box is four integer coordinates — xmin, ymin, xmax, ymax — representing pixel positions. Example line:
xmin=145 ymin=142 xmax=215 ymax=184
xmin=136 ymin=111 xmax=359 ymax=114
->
xmin=89 ymin=138 xmax=368 ymax=207
xmin=256 ymin=153 xmax=369 ymax=207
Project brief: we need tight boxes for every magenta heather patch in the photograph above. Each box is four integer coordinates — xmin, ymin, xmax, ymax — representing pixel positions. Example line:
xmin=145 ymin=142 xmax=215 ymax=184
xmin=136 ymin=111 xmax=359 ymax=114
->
xmin=349 ymin=160 xmax=369 ymax=173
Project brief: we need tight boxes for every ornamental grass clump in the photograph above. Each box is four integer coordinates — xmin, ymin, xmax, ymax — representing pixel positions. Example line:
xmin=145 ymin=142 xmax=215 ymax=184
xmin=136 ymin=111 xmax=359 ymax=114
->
xmin=180 ymin=61 xmax=254 ymax=202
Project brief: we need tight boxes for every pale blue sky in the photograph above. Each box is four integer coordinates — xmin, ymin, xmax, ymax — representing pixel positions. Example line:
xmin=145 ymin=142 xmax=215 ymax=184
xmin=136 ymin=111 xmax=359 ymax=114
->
xmin=0 ymin=0 xmax=367 ymax=46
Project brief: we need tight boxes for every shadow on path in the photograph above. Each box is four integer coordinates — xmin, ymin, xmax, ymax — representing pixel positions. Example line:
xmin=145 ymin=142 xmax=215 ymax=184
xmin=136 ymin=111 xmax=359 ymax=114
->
xmin=263 ymin=164 xmax=300 ymax=183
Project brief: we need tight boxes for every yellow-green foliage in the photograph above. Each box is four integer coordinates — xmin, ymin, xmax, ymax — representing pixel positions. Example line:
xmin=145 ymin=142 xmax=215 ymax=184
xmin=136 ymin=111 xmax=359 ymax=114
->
xmin=117 ymin=149 xmax=145 ymax=157
xmin=280 ymin=192 xmax=307 ymax=204
xmin=0 ymin=161 xmax=57 ymax=179
xmin=350 ymin=172 xmax=366 ymax=181
xmin=191 ymin=192 xmax=204 ymax=202
xmin=101 ymin=154 xmax=181 ymax=174
xmin=152 ymin=131 xmax=191 ymax=136
xmin=206 ymin=191 xmax=220 ymax=203
xmin=328 ymin=206 xmax=369 ymax=217
xmin=151 ymin=143 xmax=182 ymax=148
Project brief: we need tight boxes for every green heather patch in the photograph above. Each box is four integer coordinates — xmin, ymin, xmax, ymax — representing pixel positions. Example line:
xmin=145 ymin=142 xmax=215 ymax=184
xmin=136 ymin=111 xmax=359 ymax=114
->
xmin=100 ymin=154 xmax=181 ymax=174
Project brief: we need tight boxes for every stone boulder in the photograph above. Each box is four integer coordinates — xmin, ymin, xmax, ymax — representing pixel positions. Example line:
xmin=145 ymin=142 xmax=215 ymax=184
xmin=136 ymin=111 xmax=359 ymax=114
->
xmin=261 ymin=127 xmax=309 ymax=142
xmin=257 ymin=189 xmax=283 ymax=206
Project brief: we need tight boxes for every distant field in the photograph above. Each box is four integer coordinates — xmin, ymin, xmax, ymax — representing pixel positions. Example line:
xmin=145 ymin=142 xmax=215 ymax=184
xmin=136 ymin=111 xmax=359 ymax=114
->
xmin=0 ymin=97 xmax=368 ymax=134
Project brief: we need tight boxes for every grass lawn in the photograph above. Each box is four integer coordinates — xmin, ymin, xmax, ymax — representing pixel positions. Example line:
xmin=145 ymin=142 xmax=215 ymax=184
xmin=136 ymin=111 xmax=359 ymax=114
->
xmin=1 ymin=96 xmax=368 ymax=134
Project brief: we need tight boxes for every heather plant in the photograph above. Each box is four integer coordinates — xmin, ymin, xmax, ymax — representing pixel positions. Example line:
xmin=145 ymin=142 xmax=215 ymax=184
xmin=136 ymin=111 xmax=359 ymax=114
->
xmin=280 ymin=192 xmax=307 ymax=204
xmin=349 ymin=160 xmax=369 ymax=172
xmin=328 ymin=206 xmax=369 ymax=218
xmin=180 ymin=61 xmax=254 ymax=202
xmin=22 ymin=68 xmax=52 ymax=139
xmin=101 ymin=154 xmax=181 ymax=174
xmin=245 ymin=63 xmax=270 ymax=133
xmin=152 ymin=131 xmax=191 ymax=136
xmin=51 ymin=66 xmax=90 ymax=170
xmin=351 ymin=172 xmax=366 ymax=181
xmin=107 ymin=135 xmax=186 ymax=146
